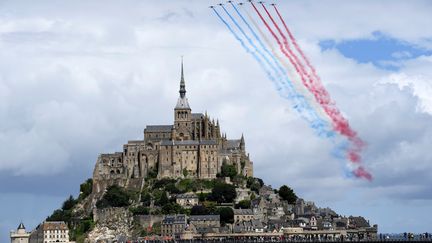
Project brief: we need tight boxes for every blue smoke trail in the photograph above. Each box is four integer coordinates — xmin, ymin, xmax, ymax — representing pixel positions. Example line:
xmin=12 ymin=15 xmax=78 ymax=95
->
xmin=212 ymin=8 xmax=282 ymax=93
xmin=221 ymin=5 xmax=334 ymax=138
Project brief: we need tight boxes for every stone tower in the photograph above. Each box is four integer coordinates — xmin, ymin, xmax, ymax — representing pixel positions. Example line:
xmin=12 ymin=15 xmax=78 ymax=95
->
xmin=173 ymin=59 xmax=192 ymax=141
xmin=10 ymin=222 xmax=30 ymax=243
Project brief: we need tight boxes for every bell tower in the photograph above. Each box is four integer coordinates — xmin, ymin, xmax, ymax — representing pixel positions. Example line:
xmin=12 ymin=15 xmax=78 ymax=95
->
xmin=174 ymin=58 xmax=192 ymax=140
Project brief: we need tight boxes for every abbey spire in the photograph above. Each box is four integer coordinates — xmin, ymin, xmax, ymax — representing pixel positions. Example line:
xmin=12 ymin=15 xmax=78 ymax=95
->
xmin=175 ymin=58 xmax=190 ymax=110
xmin=179 ymin=57 xmax=186 ymax=98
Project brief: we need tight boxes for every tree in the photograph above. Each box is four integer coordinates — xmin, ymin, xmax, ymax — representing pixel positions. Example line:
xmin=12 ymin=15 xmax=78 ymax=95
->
xmin=79 ymin=178 xmax=93 ymax=200
xmin=161 ymin=203 xmax=183 ymax=214
xmin=96 ymin=185 xmax=131 ymax=208
xmin=220 ymin=162 xmax=237 ymax=179
xmin=246 ymin=177 xmax=263 ymax=193
xmin=62 ymin=195 xmax=77 ymax=211
xmin=46 ymin=209 xmax=72 ymax=222
xmin=156 ymin=191 xmax=169 ymax=206
xmin=141 ymin=192 xmax=152 ymax=207
xmin=210 ymin=182 xmax=237 ymax=203
xmin=235 ymin=200 xmax=251 ymax=209
xmin=278 ymin=185 xmax=297 ymax=204
xmin=190 ymin=205 xmax=209 ymax=215
xmin=217 ymin=207 xmax=234 ymax=225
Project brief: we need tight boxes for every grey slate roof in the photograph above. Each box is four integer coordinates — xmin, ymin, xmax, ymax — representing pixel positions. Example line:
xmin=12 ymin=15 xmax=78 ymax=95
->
xmin=234 ymin=209 xmax=254 ymax=215
xmin=17 ymin=222 xmax=25 ymax=230
xmin=191 ymin=113 xmax=204 ymax=119
xmin=189 ymin=215 xmax=220 ymax=221
xmin=145 ymin=125 xmax=173 ymax=132
xmin=162 ymin=214 xmax=187 ymax=224
xmin=175 ymin=97 xmax=190 ymax=109
xmin=226 ymin=139 xmax=241 ymax=149
xmin=176 ymin=193 xmax=198 ymax=199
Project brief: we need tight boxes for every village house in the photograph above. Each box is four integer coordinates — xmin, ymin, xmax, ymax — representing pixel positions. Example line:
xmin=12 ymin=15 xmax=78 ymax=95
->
xmin=176 ymin=193 xmax=199 ymax=208
xmin=234 ymin=209 xmax=255 ymax=223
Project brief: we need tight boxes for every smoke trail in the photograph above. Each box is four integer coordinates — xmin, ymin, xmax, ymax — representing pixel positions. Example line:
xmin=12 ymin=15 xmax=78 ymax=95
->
xmin=239 ymin=4 xmax=332 ymax=126
xmin=251 ymin=3 xmax=371 ymax=180
xmin=212 ymin=8 xmax=281 ymax=92
xmin=260 ymin=3 xmax=313 ymax=87
xmin=213 ymin=7 xmax=332 ymax=137
xmin=225 ymin=4 xmax=334 ymax=137
xmin=260 ymin=4 xmax=367 ymax=164
xmin=271 ymin=5 xmax=370 ymax=180
xmin=273 ymin=5 xmax=323 ymax=91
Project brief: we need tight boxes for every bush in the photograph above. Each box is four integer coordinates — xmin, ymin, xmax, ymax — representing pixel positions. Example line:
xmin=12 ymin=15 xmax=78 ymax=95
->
xmin=279 ymin=185 xmax=297 ymax=204
xmin=96 ymin=185 xmax=131 ymax=208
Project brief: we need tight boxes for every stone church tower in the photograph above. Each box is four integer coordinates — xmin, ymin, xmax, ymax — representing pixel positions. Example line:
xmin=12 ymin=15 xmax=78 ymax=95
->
xmin=173 ymin=60 xmax=192 ymax=141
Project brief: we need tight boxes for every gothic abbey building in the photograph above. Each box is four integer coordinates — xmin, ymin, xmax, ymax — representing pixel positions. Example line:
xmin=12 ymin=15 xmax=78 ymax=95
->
xmin=92 ymin=63 xmax=253 ymax=194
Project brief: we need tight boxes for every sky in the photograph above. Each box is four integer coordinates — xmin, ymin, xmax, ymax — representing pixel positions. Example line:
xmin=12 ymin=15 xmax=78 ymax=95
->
xmin=1 ymin=0 xmax=432 ymax=241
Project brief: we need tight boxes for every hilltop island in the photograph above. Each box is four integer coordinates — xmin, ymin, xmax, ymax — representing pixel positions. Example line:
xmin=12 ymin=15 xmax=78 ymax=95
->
xmin=11 ymin=63 xmax=377 ymax=243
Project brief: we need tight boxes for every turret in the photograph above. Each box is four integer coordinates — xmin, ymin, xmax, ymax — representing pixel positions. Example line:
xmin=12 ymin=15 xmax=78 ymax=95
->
xmin=240 ymin=133 xmax=245 ymax=151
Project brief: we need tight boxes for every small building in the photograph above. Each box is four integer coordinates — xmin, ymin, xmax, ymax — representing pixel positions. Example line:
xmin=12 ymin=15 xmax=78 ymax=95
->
xmin=10 ymin=222 xmax=30 ymax=243
xmin=161 ymin=214 xmax=187 ymax=237
xmin=176 ymin=193 xmax=199 ymax=208
xmin=234 ymin=208 xmax=254 ymax=223
xmin=29 ymin=221 xmax=70 ymax=243
xmin=189 ymin=215 xmax=220 ymax=233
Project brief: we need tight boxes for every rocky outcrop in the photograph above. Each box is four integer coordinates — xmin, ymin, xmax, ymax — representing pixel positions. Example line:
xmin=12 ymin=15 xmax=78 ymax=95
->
xmin=85 ymin=207 xmax=133 ymax=243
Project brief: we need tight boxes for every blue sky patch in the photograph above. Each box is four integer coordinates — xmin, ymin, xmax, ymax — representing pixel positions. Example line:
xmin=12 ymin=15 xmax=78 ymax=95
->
xmin=319 ymin=31 xmax=432 ymax=71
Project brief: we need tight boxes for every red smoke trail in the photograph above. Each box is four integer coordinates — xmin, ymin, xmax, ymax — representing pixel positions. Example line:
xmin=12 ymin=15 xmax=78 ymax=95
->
xmin=260 ymin=4 xmax=312 ymax=88
xmin=353 ymin=166 xmax=372 ymax=181
xmin=250 ymin=3 xmax=312 ymax=92
xmin=262 ymin=4 xmax=367 ymax=167
xmin=253 ymin=3 xmax=371 ymax=179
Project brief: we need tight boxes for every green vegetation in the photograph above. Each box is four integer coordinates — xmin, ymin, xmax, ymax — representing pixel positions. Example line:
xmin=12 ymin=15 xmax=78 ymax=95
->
xmin=96 ymin=185 xmax=131 ymax=208
xmin=246 ymin=177 xmax=264 ymax=193
xmin=278 ymin=185 xmax=297 ymax=204
xmin=220 ymin=162 xmax=237 ymax=179
xmin=141 ymin=191 xmax=152 ymax=206
xmin=209 ymin=182 xmax=237 ymax=203
xmin=70 ymin=217 xmax=94 ymax=243
xmin=130 ymin=206 xmax=150 ymax=215
xmin=235 ymin=199 xmax=251 ymax=209
xmin=62 ymin=195 xmax=77 ymax=211
xmin=217 ymin=207 xmax=234 ymax=225
xmin=78 ymin=179 xmax=93 ymax=200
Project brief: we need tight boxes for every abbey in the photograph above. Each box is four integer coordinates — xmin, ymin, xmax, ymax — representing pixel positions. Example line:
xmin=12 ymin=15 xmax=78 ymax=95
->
xmin=92 ymin=62 xmax=253 ymax=193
